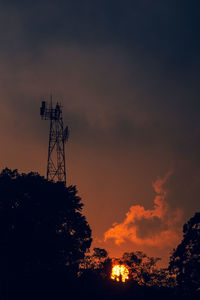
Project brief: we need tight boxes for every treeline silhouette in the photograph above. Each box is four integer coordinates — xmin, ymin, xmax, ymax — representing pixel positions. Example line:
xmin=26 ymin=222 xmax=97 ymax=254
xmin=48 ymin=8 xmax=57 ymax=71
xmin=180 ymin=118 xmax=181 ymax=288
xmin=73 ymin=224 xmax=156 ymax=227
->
xmin=0 ymin=168 xmax=199 ymax=300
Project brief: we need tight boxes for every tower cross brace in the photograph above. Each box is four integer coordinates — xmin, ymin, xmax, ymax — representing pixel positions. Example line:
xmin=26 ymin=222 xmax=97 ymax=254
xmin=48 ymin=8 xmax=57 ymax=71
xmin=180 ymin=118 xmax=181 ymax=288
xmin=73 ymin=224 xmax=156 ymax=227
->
xmin=40 ymin=97 xmax=69 ymax=185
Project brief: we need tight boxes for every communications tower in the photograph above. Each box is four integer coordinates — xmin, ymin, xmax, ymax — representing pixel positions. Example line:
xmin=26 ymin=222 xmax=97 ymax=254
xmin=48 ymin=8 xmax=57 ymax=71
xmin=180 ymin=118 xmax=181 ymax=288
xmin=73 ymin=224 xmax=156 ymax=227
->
xmin=40 ymin=96 xmax=69 ymax=185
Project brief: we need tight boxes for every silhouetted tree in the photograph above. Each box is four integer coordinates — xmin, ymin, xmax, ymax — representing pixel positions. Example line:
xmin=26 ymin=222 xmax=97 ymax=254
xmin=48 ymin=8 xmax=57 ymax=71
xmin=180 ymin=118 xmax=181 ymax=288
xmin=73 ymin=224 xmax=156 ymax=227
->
xmin=0 ymin=168 xmax=92 ymax=297
xmin=80 ymin=247 xmax=112 ymax=279
xmin=169 ymin=212 xmax=200 ymax=292
xmin=122 ymin=251 xmax=164 ymax=286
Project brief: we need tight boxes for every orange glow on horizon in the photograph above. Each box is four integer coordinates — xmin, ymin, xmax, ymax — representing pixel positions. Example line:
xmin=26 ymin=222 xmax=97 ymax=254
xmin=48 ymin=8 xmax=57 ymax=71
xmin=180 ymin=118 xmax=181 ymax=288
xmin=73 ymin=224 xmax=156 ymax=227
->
xmin=111 ymin=264 xmax=129 ymax=282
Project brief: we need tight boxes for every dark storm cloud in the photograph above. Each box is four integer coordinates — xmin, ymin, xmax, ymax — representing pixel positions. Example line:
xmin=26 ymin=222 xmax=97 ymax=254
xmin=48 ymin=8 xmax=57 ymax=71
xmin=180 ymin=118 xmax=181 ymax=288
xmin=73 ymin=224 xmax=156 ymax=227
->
xmin=2 ymin=0 xmax=200 ymax=59
xmin=1 ymin=0 xmax=200 ymax=171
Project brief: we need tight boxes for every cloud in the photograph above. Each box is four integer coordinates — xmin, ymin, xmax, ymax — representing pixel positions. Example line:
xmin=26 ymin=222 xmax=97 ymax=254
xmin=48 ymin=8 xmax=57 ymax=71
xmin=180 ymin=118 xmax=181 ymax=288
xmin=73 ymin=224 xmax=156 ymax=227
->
xmin=104 ymin=171 xmax=182 ymax=248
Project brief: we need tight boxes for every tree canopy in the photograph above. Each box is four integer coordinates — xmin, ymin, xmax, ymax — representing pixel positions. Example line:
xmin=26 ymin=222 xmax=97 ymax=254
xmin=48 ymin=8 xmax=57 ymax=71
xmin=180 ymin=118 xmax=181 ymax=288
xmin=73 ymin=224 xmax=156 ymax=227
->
xmin=80 ymin=247 xmax=112 ymax=280
xmin=169 ymin=212 xmax=200 ymax=291
xmin=0 ymin=168 xmax=92 ymax=280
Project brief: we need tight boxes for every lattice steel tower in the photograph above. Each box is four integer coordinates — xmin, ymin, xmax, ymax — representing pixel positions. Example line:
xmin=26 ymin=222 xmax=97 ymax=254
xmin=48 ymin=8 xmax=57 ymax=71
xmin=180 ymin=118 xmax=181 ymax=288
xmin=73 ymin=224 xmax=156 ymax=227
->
xmin=40 ymin=96 xmax=69 ymax=185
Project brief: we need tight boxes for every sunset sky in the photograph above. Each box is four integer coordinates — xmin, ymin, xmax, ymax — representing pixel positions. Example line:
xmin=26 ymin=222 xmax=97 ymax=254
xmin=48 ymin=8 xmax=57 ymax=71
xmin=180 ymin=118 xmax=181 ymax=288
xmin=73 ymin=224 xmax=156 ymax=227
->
xmin=1 ymin=1 xmax=200 ymax=266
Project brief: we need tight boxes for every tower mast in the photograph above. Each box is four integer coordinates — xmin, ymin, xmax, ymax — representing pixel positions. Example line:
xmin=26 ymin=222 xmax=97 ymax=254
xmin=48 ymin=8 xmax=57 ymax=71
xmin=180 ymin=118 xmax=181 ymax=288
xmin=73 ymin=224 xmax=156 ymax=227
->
xmin=40 ymin=96 xmax=69 ymax=185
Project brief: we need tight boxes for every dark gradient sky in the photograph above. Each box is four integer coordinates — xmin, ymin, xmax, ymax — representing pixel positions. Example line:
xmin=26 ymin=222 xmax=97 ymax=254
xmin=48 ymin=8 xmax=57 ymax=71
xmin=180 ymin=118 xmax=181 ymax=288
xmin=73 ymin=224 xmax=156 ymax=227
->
xmin=1 ymin=1 xmax=200 ymax=266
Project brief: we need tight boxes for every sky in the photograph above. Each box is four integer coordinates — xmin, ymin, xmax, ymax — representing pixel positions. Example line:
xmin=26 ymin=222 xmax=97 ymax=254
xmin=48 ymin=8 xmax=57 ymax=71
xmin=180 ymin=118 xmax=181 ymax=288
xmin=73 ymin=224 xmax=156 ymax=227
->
xmin=1 ymin=0 xmax=200 ymax=266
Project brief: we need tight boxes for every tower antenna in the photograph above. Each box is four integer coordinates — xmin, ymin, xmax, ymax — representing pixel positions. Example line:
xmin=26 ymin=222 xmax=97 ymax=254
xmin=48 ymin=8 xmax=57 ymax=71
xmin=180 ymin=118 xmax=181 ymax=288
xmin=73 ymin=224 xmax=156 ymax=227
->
xmin=40 ymin=96 xmax=69 ymax=185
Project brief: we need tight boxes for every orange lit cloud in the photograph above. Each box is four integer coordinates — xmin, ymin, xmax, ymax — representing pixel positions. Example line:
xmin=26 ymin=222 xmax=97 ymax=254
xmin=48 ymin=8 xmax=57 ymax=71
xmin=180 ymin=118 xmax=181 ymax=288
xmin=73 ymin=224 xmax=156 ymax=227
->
xmin=104 ymin=172 xmax=182 ymax=248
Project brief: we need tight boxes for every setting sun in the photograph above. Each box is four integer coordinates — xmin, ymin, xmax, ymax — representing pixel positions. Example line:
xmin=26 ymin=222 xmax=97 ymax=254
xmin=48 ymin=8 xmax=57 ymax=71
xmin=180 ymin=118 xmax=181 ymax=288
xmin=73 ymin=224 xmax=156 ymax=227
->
xmin=111 ymin=264 xmax=129 ymax=282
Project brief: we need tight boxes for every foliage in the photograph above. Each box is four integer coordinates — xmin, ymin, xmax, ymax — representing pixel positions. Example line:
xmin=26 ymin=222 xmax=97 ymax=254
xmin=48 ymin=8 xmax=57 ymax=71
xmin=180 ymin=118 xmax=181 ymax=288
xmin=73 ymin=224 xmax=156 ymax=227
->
xmin=120 ymin=251 xmax=175 ymax=287
xmin=0 ymin=168 xmax=92 ymax=279
xmin=122 ymin=251 xmax=161 ymax=286
xmin=169 ymin=212 xmax=200 ymax=291
xmin=81 ymin=248 xmax=174 ymax=288
xmin=80 ymin=247 xmax=112 ymax=279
